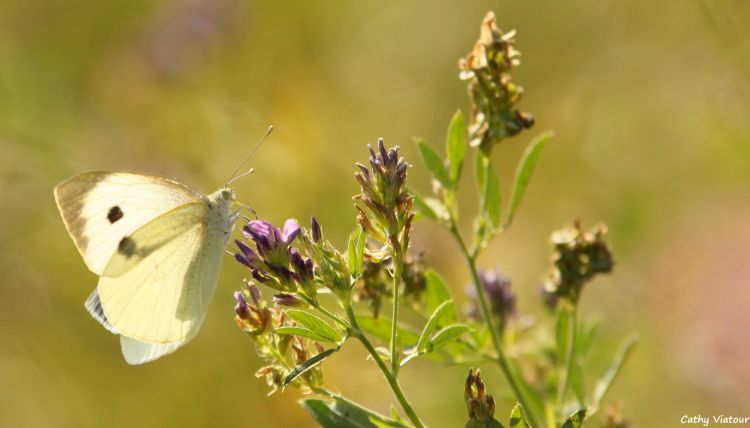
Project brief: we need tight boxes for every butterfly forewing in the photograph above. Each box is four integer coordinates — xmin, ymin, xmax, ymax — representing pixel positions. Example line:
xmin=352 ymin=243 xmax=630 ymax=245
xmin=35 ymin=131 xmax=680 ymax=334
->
xmin=102 ymin=202 xmax=208 ymax=277
xmin=54 ymin=171 xmax=205 ymax=275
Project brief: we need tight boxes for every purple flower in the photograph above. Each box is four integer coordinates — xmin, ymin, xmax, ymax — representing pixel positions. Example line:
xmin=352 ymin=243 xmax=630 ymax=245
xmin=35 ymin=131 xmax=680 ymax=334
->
xmin=353 ymin=139 xmax=413 ymax=247
xmin=234 ymin=218 xmax=315 ymax=293
xmin=290 ymin=248 xmax=314 ymax=284
xmin=234 ymin=239 xmax=260 ymax=268
xmin=236 ymin=219 xmax=300 ymax=269
xmin=466 ymin=269 xmax=516 ymax=325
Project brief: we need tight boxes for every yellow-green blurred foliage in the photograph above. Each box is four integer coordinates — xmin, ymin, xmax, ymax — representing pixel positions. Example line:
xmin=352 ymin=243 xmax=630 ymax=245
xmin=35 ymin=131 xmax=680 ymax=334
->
xmin=1 ymin=0 xmax=749 ymax=426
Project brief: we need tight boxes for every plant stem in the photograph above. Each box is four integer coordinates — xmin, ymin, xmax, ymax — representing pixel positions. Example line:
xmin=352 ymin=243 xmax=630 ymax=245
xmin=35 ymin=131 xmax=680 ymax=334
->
xmin=312 ymin=300 xmax=351 ymax=331
xmin=346 ymin=304 xmax=426 ymax=428
xmin=557 ymin=304 xmax=578 ymax=418
xmin=448 ymin=224 xmax=542 ymax=428
xmin=389 ymin=248 xmax=404 ymax=374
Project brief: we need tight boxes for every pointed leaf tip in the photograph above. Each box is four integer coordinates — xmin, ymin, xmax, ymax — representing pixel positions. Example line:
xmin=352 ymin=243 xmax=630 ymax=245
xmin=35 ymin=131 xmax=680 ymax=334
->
xmin=506 ymin=132 xmax=552 ymax=227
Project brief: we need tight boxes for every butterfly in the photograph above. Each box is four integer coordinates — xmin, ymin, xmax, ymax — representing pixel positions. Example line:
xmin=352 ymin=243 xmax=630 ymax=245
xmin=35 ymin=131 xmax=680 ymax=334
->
xmin=54 ymin=128 xmax=271 ymax=365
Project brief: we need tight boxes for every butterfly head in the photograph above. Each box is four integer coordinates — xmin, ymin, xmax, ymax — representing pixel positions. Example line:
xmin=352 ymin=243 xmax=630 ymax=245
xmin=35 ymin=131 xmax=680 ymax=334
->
xmin=207 ymin=188 xmax=236 ymax=215
xmin=220 ymin=188 xmax=235 ymax=201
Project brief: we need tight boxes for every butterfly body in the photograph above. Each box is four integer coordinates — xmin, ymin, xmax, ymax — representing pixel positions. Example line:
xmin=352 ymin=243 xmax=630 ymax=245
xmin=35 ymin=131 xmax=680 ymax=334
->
xmin=54 ymin=171 xmax=239 ymax=364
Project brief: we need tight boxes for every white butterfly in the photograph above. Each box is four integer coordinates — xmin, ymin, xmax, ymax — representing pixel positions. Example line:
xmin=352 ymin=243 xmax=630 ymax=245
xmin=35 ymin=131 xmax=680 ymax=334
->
xmin=55 ymin=171 xmax=241 ymax=364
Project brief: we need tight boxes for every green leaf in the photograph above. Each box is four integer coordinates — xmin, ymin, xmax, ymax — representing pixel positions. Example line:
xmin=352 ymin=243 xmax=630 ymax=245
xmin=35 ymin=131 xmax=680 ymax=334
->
xmin=484 ymin=161 xmax=501 ymax=228
xmin=569 ymin=358 xmax=586 ymax=407
xmin=347 ymin=228 xmax=365 ymax=278
xmin=423 ymin=269 xmax=456 ymax=323
xmin=284 ymin=348 xmax=336 ymax=386
xmin=446 ymin=110 xmax=467 ymax=182
xmin=416 ymin=138 xmax=452 ymax=189
xmin=514 ymin=367 xmax=546 ymax=425
xmin=285 ymin=309 xmax=343 ymax=343
xmin=301 ymin=398 xmax=409 ymax=428
xmin=427 ymin=324 xmax=470 ymax=352
xmin=423 ymin=197 xmax=449 ymax=220
xmin=416 ymin=300 xmax=453 ymax=353
xmin=356 ymin=229 xmax=366 ymax=275
xmin=591 ymin=334 xmax=638 ymax=413
xmin=576 ymin=319 xmax=600 ymax=357
xmin=508 ymin=403 xmax=530 ymax=428
xmin=505 ymin=132 xmax=552 ymax=226
xmin=275 ymin=326 xmax=332 ymax=343
xmin=411 ymin=191 xmax=437 ymax=220
xmin=371 ymin=420 xmax=409 ymax=428
xmin=303 ymin=399 xmax=361 ymax=428
xmin=474 ymin=153 xmax=501 ymax=230
xmin=474 ymin=152 xmax=487 ymax=196
xmin=560 ymin=409 xmax=586 ymax=428
xmin=355 ymin=316 xmax=420 ymax=347
xmin=555 ymin=307 xmax=571 ymax=362
xmin=389 ymin=405 xmax=404 ymax=424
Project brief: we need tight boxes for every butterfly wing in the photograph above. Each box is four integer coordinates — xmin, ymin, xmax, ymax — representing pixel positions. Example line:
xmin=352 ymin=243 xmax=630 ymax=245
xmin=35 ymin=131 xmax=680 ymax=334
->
xmin=57 ymin=172 xmax=234 ymax=363
xmin=97 ymin=202 xmax=230 ymax=344
xmin=54 ymin=171 xmax=205 ymax=275
xmin=86 ymin=289 xmax=191 ymax=365
xmin=120 ymin=336 xmax=187 ymax=365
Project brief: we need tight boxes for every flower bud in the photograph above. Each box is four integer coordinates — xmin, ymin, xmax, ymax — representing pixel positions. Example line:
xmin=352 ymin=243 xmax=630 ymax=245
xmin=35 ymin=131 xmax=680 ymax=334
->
xmin=234 ymin=291 xmax=250 ymax=320
xmin=544 ymin=220 xmax=614 ymax=304
xmin=310 ymin=216 xmax=322 ymax=243
xmin=273 ymin=293 xmax=303 ymax=307
xmin=458 ymin=12 xmax=533 ymax=152
xmin=464 ymin=368 xmax=498 ymax=423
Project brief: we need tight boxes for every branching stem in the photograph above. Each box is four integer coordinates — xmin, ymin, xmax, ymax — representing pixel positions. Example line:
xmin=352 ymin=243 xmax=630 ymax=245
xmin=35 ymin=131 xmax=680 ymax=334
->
xmin=448 ymin=223 xmax=542 ymax=428
xmin=346 ymin=304 xmax=426 ymax=428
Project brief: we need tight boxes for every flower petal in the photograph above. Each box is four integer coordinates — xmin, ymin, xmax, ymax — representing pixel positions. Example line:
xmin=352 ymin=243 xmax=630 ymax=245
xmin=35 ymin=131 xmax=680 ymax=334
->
xmin=282 ymin=219 xmax=300 ymax=243
xmin=234 ymin=253 xmax=252 ymax=268
xmin=235 ymin=239 xmax=260 ymax=263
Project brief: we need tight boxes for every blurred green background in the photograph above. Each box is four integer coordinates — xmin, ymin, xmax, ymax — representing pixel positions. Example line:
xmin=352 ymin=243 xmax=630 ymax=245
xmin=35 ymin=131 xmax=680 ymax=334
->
xmin=1 ymin=0 xmax=749 ymax=426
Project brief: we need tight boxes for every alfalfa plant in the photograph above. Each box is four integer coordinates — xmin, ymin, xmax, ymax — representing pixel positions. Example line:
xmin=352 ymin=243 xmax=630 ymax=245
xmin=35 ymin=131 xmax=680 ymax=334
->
xmin=231 ymin=12 xmax=636 ymax=428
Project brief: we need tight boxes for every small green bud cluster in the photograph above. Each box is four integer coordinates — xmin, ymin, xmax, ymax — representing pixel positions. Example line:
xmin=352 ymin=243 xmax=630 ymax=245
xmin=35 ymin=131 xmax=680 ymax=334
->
xmin=543 ymin=220 xmax=614 ymax=305
xmin=464 ymin=368 xmax=502 ymax=428
xmin=459 ymin=12 xmax=534 ymax=153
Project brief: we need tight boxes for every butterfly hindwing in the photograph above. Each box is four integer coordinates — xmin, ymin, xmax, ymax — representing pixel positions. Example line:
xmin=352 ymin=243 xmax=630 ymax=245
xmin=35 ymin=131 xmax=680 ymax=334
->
xmin=97 ymin=202 xmax=230 ymax=343
xmin=84 ymin=289 xmax=119 ymax=334
xmin=120 ymin=336 xmax=187 ymax=365
xmin=54 ymin=171 xmax=205 ymax=275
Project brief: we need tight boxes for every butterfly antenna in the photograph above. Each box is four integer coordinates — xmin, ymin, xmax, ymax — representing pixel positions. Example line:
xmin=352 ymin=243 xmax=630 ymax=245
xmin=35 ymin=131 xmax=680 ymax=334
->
xmin=227 ymin=168 xmax=255 ymax=186
xmin=225 ymin=125 xmax=274 ymax=188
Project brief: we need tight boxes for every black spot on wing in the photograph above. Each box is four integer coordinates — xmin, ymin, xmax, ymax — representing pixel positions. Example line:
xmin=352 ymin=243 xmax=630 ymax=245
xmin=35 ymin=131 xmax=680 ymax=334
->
xmin=107 ymin=206 xmax=124 ymax=223
xmin=118 ymin=236 xmax=136 ymax=257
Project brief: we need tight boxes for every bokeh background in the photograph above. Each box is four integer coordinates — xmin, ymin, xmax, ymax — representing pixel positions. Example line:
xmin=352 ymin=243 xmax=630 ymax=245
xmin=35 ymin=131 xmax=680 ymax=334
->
xmin=1 ymin=0 xmax=749 ymax=426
